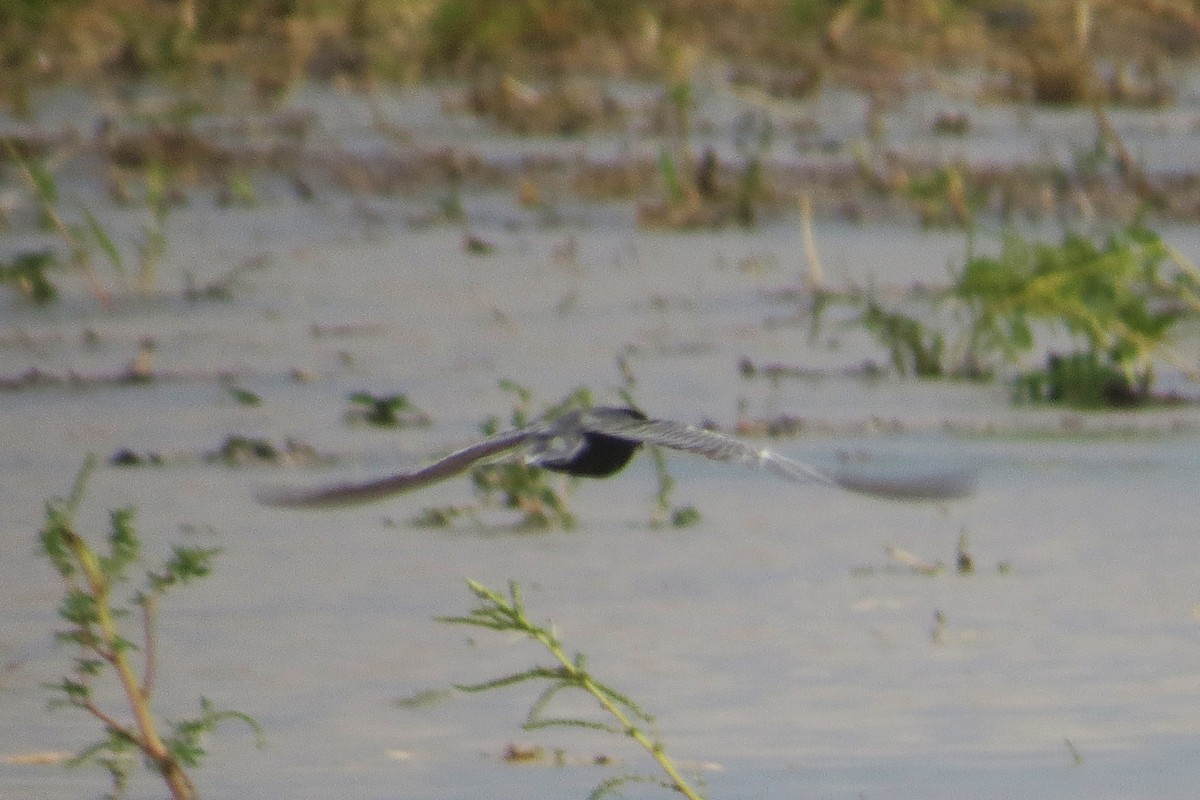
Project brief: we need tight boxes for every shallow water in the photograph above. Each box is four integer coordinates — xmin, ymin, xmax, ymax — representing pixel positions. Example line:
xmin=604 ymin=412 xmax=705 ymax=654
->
xmin=3 ymin=80 xmax=1200 ymax=800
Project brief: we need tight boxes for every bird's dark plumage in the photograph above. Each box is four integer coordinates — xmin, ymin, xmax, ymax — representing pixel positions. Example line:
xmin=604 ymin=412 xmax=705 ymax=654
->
xmin=536 ymin=406 xmax=646 ymax=477
xmin=256 ymin=405 xmax=975 ymax=508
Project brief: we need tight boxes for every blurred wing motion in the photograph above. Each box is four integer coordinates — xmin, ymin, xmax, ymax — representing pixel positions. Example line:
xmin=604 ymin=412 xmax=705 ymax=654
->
xmin=583 ymin=414 xmax=977 ymax=502
xmin=822 ymin=465 xmax=978 ymax=501
xmin=255 ymin=429 xmax=531 ymax=509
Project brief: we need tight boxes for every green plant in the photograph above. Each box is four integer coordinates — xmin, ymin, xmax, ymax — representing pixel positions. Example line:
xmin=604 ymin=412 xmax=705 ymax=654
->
xmin=903 ymin=163 xmax=977 ymax=229
xmin=0 ymin=249 xmax=59 ymax=304
xmin=411 ymin=381 xmax=582 ymax=530
xmin=436 ymin=160 xmax=466 ymax=223
xmin=1014 ymin=350 xmax=1148 ymax=408
xmin=861 ymin=221 xmax=1200 ymax=402
xmin=862 ymin=300 xmax=947 ymax=378
xmin=5 ymin=141 xmax=182 ymax=302
xmin=646 ymin=443 xmax=700 ymax=528
xmin=471 ymin=455 xmax=577 ymax=529
xmin=218 ymin=169 xmax=256 ymax=208
xmin=415 ymin=381 xmax=697 ymax=530
xmin=5 ymin=140 xmax=112 ymax=306
xmin=656 ymin=147 xmax=686 ymax=205
xmin=410 ymin=505 xmax=468 ymax=528
xmin=439 ymin=580 xmax=705 ymax=800
xmin=614 ymin=388 xmax=699 ymax=529
xmin=426 ymin=0 xmax=641 ymax=72
xmin=956 ymin=224 xmax=1192 ymax=390
xmin=346 ymin=391 xmax=432 ymax=427
xmin=427 ymin=0 xmax=548 ymax=67
xmin=136 ymin=160 xmax=174 ymax=293
xmin=467 ymin=382 xmax=590 ymax=529
xmin=225 ymin=384 xmax=263 ymax=407
xmin=731 ymin=110 xmax=773 ymax=228
xmin=785 ymin=0 xmax=844 ymax=28
xmin=39 ymin=457 xmax=263 ymax=800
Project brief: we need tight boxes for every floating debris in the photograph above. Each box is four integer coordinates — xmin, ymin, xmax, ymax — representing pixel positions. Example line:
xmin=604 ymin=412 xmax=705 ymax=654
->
xmin=887 ymin=546 xmax=944 ymax=576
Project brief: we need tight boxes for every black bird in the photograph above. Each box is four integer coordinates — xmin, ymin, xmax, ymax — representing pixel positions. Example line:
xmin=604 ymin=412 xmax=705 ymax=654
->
xmin=256 ymin=406 xmax=975 ymax=509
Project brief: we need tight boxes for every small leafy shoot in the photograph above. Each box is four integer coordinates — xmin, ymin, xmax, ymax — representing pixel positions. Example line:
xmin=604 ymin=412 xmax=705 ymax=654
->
xmin=0 ymin=250 xmax=59 ymax=304
xmin=38 ymin=457 xmax=259 ymax=800
xmin=346 ymin=391 xmax=433 ymax=427
xmin=439 ymin=579 xmax=705 ymax=800
xmin=466 ymin=382 xmax=592 ymax=530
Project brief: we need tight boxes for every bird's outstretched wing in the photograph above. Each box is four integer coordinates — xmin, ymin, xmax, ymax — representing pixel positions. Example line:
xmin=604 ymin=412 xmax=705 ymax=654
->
xmin=256 ymin=429 xmax=532 ymax=508
xmin=583 ymin=414 xmax=976 ymax=502
xmin=583 ymin=414 xmax=811 ymax=470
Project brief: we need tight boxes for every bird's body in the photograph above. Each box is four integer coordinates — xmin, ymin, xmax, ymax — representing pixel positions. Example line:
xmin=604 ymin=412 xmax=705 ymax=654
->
xmin=535 ymin=406 xmax=647 ymax=477
xmin=257 ymin=405 xmax=975 ymax=509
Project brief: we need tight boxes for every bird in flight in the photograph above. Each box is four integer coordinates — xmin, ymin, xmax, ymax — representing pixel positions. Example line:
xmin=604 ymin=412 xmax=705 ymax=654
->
xmin=257 ymin=406 xmax=975 ymax=509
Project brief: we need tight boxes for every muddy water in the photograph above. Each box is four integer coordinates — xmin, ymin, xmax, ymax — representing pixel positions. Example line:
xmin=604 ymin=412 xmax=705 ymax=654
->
xmin=3 ymin=81 xmax=1200 ymax=800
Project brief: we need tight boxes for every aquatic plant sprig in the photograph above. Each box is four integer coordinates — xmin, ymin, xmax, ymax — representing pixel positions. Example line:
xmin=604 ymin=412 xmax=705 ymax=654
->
xmin=439 ymin=579 xmax=706 ymax=800
xmin=39 ymin=456 xmax=263 ymax=800
xmin=3 ymin=139 xmax=112 ymax=306
xmin=345 ymin=391 xmax=433 ymax=428
xmin=465 ymin=381 xmax=591 ymax=529
xmin=4 ymin=140 xmax=182 ymax=303
xmin=136 ymin=160 xmax=174 ymax=294
xmin=0 ymin=249 xmax=59 ymax=304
